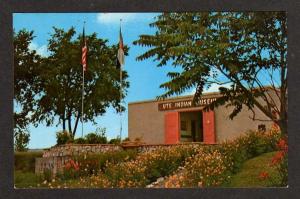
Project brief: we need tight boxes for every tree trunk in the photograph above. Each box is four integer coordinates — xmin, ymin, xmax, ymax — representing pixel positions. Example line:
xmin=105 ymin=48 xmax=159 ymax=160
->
xmin=68 ymin=113 xmax=72 ymax=137
xmin=73 ymin=112 xmax=81 ymax=137
xmin=62 ymin=112 xmax=66 ymax=132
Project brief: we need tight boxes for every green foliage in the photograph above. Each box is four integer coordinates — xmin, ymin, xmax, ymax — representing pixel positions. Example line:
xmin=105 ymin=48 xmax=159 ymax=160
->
xmin=227 ymin=152 xmax=282 ymax=187
xmin=134 ymin=12 xmax=287 ymax=134
xmin=109 ymin=136 xmax=121 ymax=144
xmin=162 ymin=129 xmax=281 ymax=188
xmin=14 ymin=27 xmax=130 ymax=138
xmin=57 ymin=149 xmax=138 ymax=180
xmin=14 ymin=170 xmax=42 ymax=188
xmin=14 ymin=130 xmax=30 ymax=152
xmin=14 ymin=151 xmax=43 ymax=172
xmin=42 ymin=168 xmax=53 ymax=182
xmin=56 ymin=131 xmax=73 ymax=145
xmin=73 ymin=137 xmax=86 ymax=144
xmin=14 ymin=29 xmax=42 ymax=147
xmin=101 ymin=145 xmax=199 ymax=187
xmin=84 ymin=129 xmax=107 ymax=144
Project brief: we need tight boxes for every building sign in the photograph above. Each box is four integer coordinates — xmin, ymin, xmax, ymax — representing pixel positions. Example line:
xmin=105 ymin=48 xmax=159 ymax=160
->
xmin=158 ymin=97 xmax=217 ymax=111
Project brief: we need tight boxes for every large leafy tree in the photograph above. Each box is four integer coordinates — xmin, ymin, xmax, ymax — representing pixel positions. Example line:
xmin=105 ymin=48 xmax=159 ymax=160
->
xmin=29 ymin=27 xmax=129 ymax=137
xmin=134 ymin=12 xmax=287 ymax=134
xmin=14 ymin=30 xmax=42 ymax=150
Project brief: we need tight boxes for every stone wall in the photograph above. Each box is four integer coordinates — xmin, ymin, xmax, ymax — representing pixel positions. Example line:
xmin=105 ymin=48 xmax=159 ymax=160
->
xmin=42 ymin=144 xmax=122 ymax=158
xmin=35 ymin=143 xmax=212 ymax=176
xmin=35 ymin=144 xmax=122 ymax=176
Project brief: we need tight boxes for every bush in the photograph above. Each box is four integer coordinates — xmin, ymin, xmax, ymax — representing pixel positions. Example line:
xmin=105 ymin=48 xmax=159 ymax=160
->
xmin=97 ymin=145 xmax=200 ymax=187
xmin=56 ymin=131 xmax=73 ymax=145
xmin=74 ymin=137 xmax=86 ymax=144
xmin=14 ymin=151 xmax=43 ymax=172
xmin=84 ymin=132 xmax=107 ymax=144
xmin=57 ymin=149 xmax=138 ymax=180
xmin=109 ymin=137 xmax=121 ymax=144
xmin=84 ymin=128 xmax=108 ymax=144
xmin=163 ymin=129 xmax=281 ymax=188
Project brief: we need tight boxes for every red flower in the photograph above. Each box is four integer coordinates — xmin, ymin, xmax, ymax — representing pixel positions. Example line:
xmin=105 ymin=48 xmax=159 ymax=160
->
xmin=271 ymin=151 xmax=285 ymax=165
xmin=65 ymin=159 xmax=80 ymax=171
xmin=277 ymin=138 xmax=288 ymax=152
xmin=258 ymin=171 xmax=269 ymax=180
xmin=65 ymin=162 xmax=71 ymax=170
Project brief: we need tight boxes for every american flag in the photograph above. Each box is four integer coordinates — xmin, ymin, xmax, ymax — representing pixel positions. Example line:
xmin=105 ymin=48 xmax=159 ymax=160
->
xmin=82 ymin=27 xmax=87 ymax=72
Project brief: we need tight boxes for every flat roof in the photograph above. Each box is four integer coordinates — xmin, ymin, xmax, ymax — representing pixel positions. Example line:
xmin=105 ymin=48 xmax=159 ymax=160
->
xmin=128 ymin=91 xmax=222 ymax=105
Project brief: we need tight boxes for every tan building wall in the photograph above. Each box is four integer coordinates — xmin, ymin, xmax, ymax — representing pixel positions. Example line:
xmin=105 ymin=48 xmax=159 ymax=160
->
xmin=128 ymin=90 xmax=278 ymax=144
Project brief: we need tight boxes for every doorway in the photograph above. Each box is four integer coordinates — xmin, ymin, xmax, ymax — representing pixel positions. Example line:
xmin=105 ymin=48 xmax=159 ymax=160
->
xmin=179 ymin=111 xmax=203 ymax=142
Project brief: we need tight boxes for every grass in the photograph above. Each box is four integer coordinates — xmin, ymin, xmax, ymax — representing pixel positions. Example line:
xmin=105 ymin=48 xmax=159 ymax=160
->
xmin=14 ymin=170 xmax=42 ymax=188
xmin=227 ymin=151 xmax=282 ymax=187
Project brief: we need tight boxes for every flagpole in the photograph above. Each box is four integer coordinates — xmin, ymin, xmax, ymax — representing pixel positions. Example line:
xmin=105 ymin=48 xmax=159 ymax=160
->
xmin=81 ymin=21 xmax=86 ymax=138
xmin=119 ymin=18 xmax=123 ymax=140
xmin=82 ymin=62 xmax=84 ymax=138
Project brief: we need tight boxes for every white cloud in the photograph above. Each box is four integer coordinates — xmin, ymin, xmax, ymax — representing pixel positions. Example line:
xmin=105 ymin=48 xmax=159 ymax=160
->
xmin=183 ymin=83 xmax=232 ymax=96
xmin=203 ymin=83 xmax=232 ymax=93
xmin=28 ymin=42 xmax=49 ymax=57
xmin=96 ymin=13 xmax=138 ymax=24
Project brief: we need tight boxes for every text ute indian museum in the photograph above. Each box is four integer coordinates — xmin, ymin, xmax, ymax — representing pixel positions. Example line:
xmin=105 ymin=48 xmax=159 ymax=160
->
xmin=128 ymin=90 xmax=278 ymax=145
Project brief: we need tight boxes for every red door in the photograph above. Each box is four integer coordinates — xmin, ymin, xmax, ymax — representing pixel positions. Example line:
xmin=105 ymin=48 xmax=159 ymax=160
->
xmin=165 ymin=112 xmax=179 ymax=144
xmin=202 ymin=110 xmax=216 ymax=144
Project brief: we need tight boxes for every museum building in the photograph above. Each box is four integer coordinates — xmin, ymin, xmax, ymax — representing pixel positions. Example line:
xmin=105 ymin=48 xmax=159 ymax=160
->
xmin=128 ymin=91 xmax=277 ymax=145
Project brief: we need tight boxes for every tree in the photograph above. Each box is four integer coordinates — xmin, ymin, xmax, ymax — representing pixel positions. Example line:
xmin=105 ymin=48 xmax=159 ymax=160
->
xmin=14 ymin=29 xmax=42 ymax=148
xmin=30 ymin=27 xmax=129 ymax=137
xmin=14 ymin=130 xmax=30 ymax=151
xmin=134 ymin=12 xmax=287 ymax=134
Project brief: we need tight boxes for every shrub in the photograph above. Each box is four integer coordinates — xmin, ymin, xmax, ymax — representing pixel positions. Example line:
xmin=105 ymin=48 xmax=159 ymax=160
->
xmin=56 ymin=131 xmax=73 ymax=145
xmin=84 ymin=129 xmax=107 ymax=144
xmin=98 ymin=145 xmax=200 ymax=187
xmin=14 ymin=151 xmax=43 ymax=172
xmin=270 ymin=137 xmax=288 ymax=186
xmin=109 ymin=137 xmax=121 ymax=144
xmin=42 ymin=168 xmax=53 ymax=182
xmin=57 ymin=149 xmax=138 ymax=180
xmin=74 ymin=137 xmax=86 ymax=144
xmin=162 ymin=129 xmax=281 ymax=188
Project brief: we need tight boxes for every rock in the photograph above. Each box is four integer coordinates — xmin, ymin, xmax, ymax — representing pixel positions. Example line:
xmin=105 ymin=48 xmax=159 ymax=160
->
xmin=157 ymin=177 xmax=164 ymax=183
xmin=146 ymin=184 xmax=154 ymax=188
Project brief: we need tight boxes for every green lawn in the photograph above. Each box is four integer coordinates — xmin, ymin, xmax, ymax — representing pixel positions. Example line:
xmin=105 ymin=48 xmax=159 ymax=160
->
xmin=14 ymin=170 xmax=42 ymax=188
xmin=227 ymin=151 xmax=282 ymax=187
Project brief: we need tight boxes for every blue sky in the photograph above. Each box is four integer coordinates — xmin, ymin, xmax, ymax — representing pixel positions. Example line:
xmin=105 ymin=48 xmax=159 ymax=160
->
xmin=13 ymin=13 xmax=277 ymax=149
xmin=14 ymin=13 xmax=195 ymax=149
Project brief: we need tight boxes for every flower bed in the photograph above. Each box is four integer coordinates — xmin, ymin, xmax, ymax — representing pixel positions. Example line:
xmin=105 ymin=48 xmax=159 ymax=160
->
xmin=162 ymin=128 xmax=281 ymax=188
xmin=83 ymin=144 xmax=203 ymax=188
xmin=56 ymin=149 xmax=138 ymax=181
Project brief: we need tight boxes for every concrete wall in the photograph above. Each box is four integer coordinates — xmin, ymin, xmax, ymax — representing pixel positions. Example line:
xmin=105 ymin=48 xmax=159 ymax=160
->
xmin=128 ymin=91 xmax=279 ymax=144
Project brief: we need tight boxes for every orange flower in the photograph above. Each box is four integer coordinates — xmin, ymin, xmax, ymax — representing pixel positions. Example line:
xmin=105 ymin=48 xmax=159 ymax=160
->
xmin=258 ymin=171 xmax=269 ymax=180
xmin=277 ymin=138 xmax=288 ymax=152
xmin=271 ymin=151 xmax=285 ymax=165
